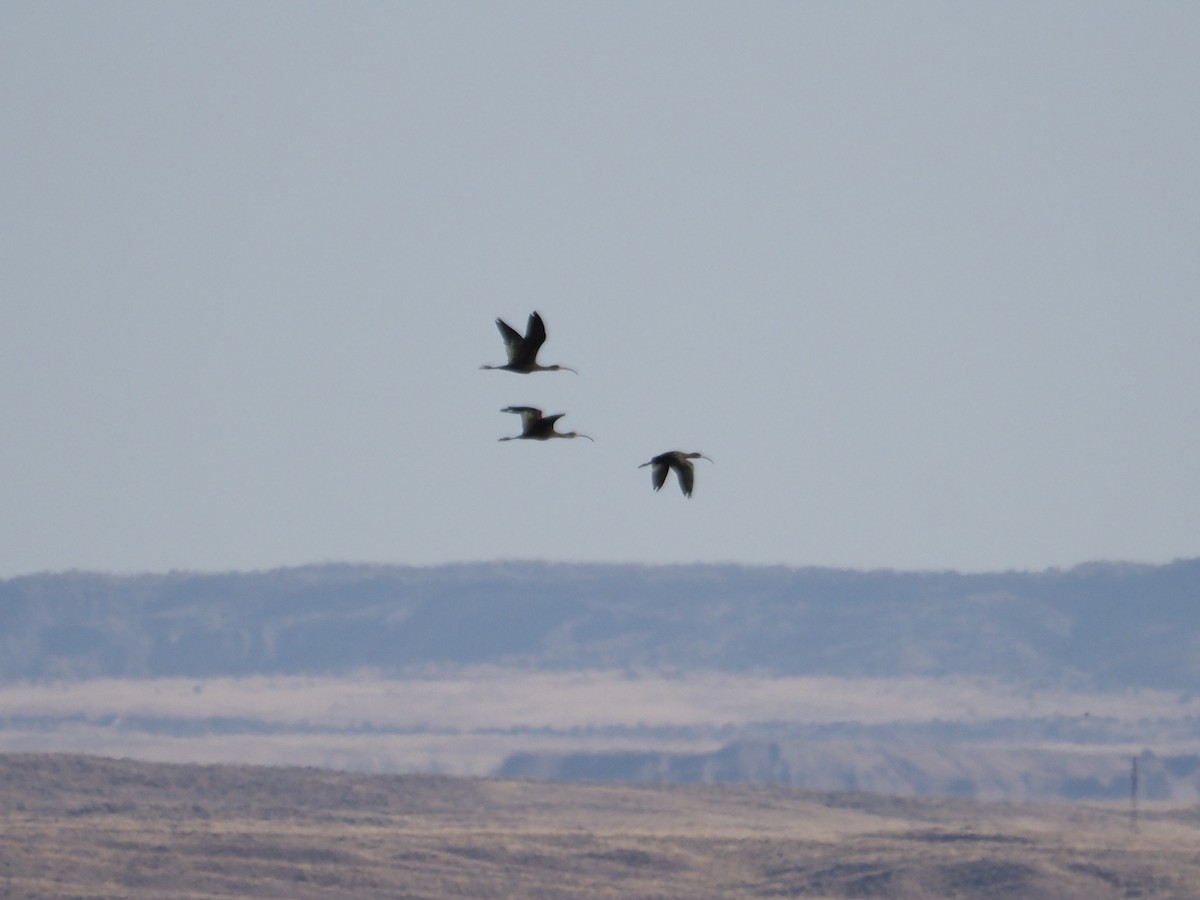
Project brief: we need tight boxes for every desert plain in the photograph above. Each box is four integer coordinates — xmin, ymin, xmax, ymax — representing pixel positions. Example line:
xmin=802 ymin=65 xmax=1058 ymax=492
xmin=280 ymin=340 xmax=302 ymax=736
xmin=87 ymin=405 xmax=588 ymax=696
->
xmin=2 ymin=753 xmax=1199 ymax=899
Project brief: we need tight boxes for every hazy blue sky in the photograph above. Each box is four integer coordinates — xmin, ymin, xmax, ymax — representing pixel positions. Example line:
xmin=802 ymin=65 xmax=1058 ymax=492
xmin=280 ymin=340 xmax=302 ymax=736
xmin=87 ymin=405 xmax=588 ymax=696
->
xmin=3 ymin=3 xmax=1198 ymax=577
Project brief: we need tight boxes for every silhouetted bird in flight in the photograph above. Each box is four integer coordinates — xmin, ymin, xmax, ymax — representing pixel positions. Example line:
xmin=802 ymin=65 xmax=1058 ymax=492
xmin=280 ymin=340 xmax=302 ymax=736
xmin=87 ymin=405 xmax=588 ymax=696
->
xmin=481 ymin=312 xmax=577 ymax=374
xmin=499 ymin=407 xmax=594 ymax=442
xmin=639 ymin=451 xmax=713 ymax=497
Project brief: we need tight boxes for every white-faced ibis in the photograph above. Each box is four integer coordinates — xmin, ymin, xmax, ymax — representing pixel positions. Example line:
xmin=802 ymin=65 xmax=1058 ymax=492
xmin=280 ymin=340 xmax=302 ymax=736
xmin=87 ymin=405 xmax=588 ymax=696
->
xmin=639 ymin=450 xmax=713 ymax=497
xmin=499 ymin=407 xmax=594 ymax=442
xmin=480 ymin=312 xmax=577 ymax=374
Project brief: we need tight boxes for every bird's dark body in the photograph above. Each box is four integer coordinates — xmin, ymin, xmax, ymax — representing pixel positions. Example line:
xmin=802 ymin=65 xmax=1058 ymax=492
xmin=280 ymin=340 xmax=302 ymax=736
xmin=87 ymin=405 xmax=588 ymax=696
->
xmin=499 ymin=407 xmax=593 ymax=442
xmin=639 ymin=450 xmax=713 ymax=497
xmin=481 ymin=312 xmax=576 ymax=374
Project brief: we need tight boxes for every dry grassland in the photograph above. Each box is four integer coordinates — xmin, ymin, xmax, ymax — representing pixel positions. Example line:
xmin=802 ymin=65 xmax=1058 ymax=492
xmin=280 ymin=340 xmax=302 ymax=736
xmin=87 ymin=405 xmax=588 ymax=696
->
xmin=2 ymin=753 xmax=1199 ymax=899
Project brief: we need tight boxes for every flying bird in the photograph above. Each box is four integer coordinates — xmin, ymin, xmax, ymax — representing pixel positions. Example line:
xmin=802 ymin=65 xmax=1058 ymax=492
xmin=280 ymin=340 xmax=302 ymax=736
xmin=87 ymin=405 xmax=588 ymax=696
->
xmin=639 ymin=451 xmax=713 ymax=497
xmin=481 ymin=312 xmax=577 ymax=374
xmin=499 ymin=407 xmax=594 ymax=442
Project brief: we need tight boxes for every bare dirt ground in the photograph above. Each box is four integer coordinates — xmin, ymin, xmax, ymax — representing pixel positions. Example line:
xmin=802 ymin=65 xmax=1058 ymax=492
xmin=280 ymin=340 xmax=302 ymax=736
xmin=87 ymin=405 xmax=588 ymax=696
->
xmin=2 ymin=753 xmax=1198 ymax=899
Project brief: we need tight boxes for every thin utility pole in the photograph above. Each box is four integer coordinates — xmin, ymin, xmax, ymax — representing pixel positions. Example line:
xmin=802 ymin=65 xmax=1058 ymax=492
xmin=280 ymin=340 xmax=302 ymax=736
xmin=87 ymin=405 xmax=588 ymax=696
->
xmin=1130 ymin=755 xmax=1139 ymax=833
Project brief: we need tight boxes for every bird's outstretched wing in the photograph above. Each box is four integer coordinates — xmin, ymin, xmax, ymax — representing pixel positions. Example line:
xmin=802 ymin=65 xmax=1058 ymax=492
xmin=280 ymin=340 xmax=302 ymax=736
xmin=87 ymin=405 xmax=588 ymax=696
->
xmin=525 ymin=312 xmax=548 ymax=353
xmin=495 ymin=318 xmax=526 ymax=364
xmin=501 ymin=312 xmax=545 ymax=369
xmin=672 ymin=458 xmax=696 ymax=497
xmin=650 ymin=461 xmax=670 ymax=491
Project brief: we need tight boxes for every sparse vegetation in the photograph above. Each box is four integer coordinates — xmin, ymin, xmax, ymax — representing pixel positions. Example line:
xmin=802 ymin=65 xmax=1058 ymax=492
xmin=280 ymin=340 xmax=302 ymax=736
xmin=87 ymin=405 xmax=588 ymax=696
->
xmin=2 ymin=753 xmax=1199 ymax=899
